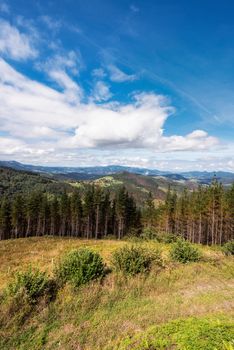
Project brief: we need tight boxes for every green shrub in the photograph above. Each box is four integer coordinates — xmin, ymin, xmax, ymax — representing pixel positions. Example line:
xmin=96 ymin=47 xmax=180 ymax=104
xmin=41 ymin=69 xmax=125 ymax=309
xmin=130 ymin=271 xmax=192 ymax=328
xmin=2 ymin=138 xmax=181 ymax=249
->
xmin=7 ymin=267 xmax=51 ymax=304
xmin=140 ymin=229 xmax=178 ymax=243
xmin=161 ymin=232 xmax=178 ymax=243
xmin=170 ymin=239 xmax=201 ymax=263
xmin=111 ymin=245 xmax=162 ymax=276
xmin=222 ymin=240 xmax=234 ymax=256
xmin=55 ymin=248 xmax=105 ymax=288
xmin=140 ymin=227 xmax=158 ymax=241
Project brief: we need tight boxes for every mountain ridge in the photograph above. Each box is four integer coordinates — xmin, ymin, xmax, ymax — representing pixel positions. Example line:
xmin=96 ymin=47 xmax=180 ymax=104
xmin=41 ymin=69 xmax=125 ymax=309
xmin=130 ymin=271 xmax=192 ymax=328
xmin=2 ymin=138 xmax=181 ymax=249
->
xmin=0 ymin=160 xmax=233 ymax=179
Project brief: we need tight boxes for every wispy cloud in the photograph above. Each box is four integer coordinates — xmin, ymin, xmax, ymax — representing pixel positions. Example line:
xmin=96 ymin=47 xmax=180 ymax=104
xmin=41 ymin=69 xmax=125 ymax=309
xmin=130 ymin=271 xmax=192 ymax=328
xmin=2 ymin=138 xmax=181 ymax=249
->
xmin=36 ymin=50 xmax=83 ymax=76
xmin=91 ymin=81 xmax=112 ymax=102
xmin=35 ymin=50 xmax=84 ymax=102
xmin=92 ymin=67 xmax=106 ymax=79
xmin=108 ymin=64 xmax=137 ymax=82
xmin=130 ymin=4 xmax=139 ymax=13
xmin=39 ymin=15 xmax=62 ymax=33
xmin=0 ymin=19 xmax=37 ymax=60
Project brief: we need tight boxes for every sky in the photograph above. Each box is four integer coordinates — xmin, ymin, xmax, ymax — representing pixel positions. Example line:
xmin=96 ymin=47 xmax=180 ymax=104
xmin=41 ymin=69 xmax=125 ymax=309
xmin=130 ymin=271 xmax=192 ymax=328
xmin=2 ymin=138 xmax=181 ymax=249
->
xmin=0 ymin=0 xmax=233 ymax=172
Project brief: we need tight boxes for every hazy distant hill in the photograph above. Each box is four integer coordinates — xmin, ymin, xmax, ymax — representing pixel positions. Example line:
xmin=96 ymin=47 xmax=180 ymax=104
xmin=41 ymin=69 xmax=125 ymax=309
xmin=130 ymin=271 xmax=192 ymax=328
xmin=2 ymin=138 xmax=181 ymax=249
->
xmin=0 ymin=161 xmax=167 ymax=177
xmin=0 ymin=161 xmax=233 ymax=203
xmin=1 ymin=160 xmax=234 ymax=183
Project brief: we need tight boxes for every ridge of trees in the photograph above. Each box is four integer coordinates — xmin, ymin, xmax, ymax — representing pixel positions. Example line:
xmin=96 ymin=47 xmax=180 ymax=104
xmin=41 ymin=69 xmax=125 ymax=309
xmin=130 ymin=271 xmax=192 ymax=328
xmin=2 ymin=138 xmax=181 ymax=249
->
xmin=0 ymin=176 xmax=233 ymax=244
xmin=0 ymin=186 xmax=141 ymax=241
xmin=143 ymin=180 xmax=234 ymax=245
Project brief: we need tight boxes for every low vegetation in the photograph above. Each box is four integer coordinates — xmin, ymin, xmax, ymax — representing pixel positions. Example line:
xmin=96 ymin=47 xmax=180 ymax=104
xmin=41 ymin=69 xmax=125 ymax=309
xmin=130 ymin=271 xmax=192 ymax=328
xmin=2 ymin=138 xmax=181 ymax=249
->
xmin=54 ymin=248 xmax=105 ymax=288
xmin=111 ymin=317 xmax=234 ymax=350
xmin=170 ymin=238 xmax=202 ymax=263
xmin=111 ymin=245 xmax=162 ymax=276
xmin=223 ymin=240 xmax=234 ymax=256
xmin=6 ymin=267 xmax=52 ymax=304
xmin=0 ymin=237 xmax=233 ymax=349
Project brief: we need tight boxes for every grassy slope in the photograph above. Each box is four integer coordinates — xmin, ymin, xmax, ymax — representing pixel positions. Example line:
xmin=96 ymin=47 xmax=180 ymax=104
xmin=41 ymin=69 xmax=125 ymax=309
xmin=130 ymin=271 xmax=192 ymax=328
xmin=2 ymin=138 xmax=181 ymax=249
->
xmin=0 ymin=237 xmax=234 ymax=350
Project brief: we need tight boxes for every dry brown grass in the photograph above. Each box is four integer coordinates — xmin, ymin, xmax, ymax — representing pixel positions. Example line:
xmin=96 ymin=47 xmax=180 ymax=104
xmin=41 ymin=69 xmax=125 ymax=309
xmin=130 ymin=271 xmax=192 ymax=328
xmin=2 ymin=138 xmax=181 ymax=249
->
xmin=0 ymin=237 xmax=125 ymax=288
xmin=0 ymin=237 xmax=233 ymax=350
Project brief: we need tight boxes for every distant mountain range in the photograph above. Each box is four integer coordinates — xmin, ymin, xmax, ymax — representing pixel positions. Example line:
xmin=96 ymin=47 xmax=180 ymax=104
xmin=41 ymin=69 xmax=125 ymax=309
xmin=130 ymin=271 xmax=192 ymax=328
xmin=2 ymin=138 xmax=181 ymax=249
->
xmin=1 ymin=161 xmax=233 ymax=206
xmin=0 ymin=160 xmax=234 ymax=185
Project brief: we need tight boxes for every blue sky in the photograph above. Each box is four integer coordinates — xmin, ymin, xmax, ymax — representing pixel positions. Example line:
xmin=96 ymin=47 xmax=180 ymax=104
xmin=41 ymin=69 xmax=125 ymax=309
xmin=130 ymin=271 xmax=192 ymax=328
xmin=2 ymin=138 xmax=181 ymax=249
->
xmin=0 ymin=0 xmax=233 ymax=171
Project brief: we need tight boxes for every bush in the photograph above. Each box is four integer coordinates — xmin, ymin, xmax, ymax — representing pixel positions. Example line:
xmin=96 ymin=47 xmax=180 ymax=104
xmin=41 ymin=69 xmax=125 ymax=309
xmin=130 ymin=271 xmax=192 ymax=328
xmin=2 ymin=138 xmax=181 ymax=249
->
xmin=140 ymin=227 xmax=158 ymax=241
xmin=55 ymin=248 xmax=105 ymax=288
xmin=111 ymin=245 xmax=162 ymax=276
xmin=222 ymin=240 xmax=234 ymax=256
xmin=170 ymin=239 xmax=201 ymax=263
xmin=161 ymin=232 xmax=178 ymax=244
xmin=7 ymin=267 xmax=51 ymax=304
xmin=140 ymin=229 xmax=178 ymax=244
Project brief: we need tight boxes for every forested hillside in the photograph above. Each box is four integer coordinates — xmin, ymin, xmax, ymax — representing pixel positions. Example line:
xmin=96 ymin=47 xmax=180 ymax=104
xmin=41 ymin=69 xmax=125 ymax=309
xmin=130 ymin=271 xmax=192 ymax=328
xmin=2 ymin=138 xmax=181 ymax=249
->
xmin=0 ymin=165 xmax=233 ymax=244
xmin=0 ymin=167 xmax=74 ymax=197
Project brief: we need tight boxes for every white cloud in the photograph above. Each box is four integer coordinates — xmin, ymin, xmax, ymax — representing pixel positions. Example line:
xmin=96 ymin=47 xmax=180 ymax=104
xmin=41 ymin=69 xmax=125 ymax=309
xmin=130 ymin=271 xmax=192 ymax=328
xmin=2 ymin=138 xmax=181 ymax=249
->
xmin=36 ymin=50 xmax=83 ymax=75
xmin=0 ymin=137 xmax=26 ymax=155
xmin=92 ymin=67 xmax=106 ymax=79
xmin=35 ymin=51 xmax=83 ymax=102
xmin=0 ymin=19 xmax=37 ymax=60
xmin=92 ymin=81 xmax=112 ymax=102
xmin=108 ymin=64 xmax=136 ymax=82
xmin=48 ymin=69 xmax=83 ymax=102
xmin=39 ymin=15 xmax=62 ymax=32
xmin=161 ymin=130 xmax=218 ymax=152
xmin=0 ymin=58 xmax=225 ymax=169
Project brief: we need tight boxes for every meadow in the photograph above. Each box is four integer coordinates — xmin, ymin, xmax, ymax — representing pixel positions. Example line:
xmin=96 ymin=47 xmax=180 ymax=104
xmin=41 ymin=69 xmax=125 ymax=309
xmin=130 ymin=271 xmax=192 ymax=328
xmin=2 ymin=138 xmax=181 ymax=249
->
xmin=0 ymin=237 xmax=233 ymax=350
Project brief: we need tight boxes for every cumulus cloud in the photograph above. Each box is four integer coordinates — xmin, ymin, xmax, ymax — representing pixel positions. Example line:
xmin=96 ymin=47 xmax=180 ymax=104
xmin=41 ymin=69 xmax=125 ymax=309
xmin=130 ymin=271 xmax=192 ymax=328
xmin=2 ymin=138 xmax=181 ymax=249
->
xmin=108 ymin=64 xmax=136 ymax=82
xmin=0 ymin=57 xmax=220 ymax=167
xmin=161 ymin=130 xmax=218 ymax=152
xmin=0 ymin=19 xmax=37 ymax=60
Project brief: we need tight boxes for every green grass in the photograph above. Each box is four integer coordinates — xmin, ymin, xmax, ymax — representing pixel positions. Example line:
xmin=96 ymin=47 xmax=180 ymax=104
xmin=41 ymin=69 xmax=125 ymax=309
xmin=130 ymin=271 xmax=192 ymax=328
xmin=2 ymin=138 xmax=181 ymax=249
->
xmin=0 ymin=237 xmax=233 ymax=350
xmin=110 ymin=316 xmax=234 ymax=350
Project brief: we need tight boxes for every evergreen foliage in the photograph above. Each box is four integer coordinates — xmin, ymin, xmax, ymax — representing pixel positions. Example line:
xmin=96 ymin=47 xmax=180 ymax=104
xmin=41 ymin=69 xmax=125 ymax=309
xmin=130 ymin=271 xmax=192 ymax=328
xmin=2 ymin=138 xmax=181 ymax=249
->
xmin=7 ymin=267 xmax=51 ymax=303
xmin=0 ymin=172 xmax=233 ymax=245
xmin=111 ymin=245 xmax=161 ymax=275
xmin=222 ymin=240 xmax=234 ymax=256
xmin=55 ymin=248 xmax=105 ymax=287
xmin=170 ymin=239 xmax=201 ymax=263
xmin=0 ymin=186 xmax=141 ymax=240
xmin=141 ymin=180 xmax=234 ymax=245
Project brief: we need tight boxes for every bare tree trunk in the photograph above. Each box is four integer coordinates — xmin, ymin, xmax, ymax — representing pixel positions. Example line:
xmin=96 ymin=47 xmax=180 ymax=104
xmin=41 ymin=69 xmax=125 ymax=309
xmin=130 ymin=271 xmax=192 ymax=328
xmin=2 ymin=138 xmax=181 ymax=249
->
xmin=198 ymin=213 xmax=202 ymax=244
xmin=104 ymin=215 xmax=108 ymax=237
xmin=95 ymin=205 xmax=99 ymax=240
xmin=86 ymin=216 xmax=90 ymax=239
